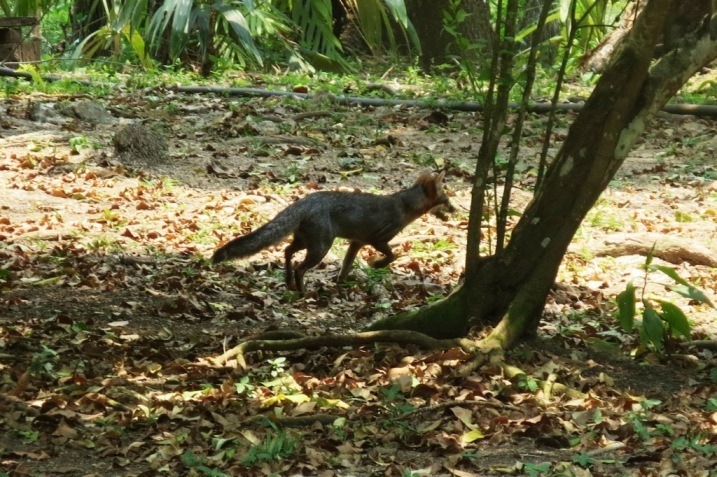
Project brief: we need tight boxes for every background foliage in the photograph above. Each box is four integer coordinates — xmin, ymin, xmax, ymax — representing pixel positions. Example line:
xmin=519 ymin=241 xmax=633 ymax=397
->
xmin=1 ymin=0 xmax=629 ymax=75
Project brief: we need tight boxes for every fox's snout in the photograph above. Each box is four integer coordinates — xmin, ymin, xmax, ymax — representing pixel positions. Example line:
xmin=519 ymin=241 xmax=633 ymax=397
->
xmin=430 ymin=197 xmax=455 ymax=221
xmin=443 ymin=199 xmax=456 ymax=214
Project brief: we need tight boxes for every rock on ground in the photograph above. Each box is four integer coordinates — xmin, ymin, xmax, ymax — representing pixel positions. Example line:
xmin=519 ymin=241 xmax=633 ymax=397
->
xmin=113 ymin=123 xmax=169 ymax=167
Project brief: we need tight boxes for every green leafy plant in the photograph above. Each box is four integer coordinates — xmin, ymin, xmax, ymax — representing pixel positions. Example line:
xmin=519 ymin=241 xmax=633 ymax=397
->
xmin=442 ymin=0 xmax=488 ymax=97
xmin=557 ymin=0 xmax=613 ymax=53
xmin=266 ymin=356 xmax=287 ymax=377
xmin=283 ymin=160 xmax=306 ymax=183
xmin=100 ymin=209 xmax=125 ymax=227
xmin=70 ymin=0 xmax=152 ymax=68
xmin=412 ymin=238 xmax=456 ymax=257
xmin=147 ymin=0 xmax=263 ymax=69
xmin=616 ymin=246 xmax=714 ymax=353
xmin=241 ymin=422 xmax=297 ymax=467
xmin=1 ymin=0 xmax=59 ymax=17
xmin=17 ymin=430 xmax=41 ymax=443
xmin=627 ymin=398 xmax=661 ymax=442
xmin=338 ymin=0 xmax=416 ymax=57
xmin=515 ymin=372 xmax=539 ymax=392
xmin=234 ymin=375 xmax=256 ymax=396
xmin=30 ymin=345 xmax=60 ymax=380
xmin=671 ymin=435 xmax=717 ymax=456
xmin=570 ymin=451 xmax=596 ymax=467
xmin=182 ymin=450 xmax=231 ymax=477
xmin=523 ymin=462 xmax=552 ymax=476
xmin=86 ymin=236 xmax=118 ymax=251
xmin=69 ymin=135 xmax=99 ymax=154
xmin=363 ymin=262 xmax=390 ymax=283
xmin=379 ymin=385 xmax=415 ymax=415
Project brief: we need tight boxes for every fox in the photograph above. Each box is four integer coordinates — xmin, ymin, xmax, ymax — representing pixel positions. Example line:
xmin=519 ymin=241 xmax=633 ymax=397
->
xmin=211 ymin=170 xmax=454 ymax=292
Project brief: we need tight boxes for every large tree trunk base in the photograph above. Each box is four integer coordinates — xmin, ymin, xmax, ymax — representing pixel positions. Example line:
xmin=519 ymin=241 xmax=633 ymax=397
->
xmin=367 ymin=285 xmax=470 ymax=338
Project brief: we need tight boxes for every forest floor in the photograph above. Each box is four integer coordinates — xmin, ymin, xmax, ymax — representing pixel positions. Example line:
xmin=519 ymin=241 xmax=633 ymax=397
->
xmin=1 ymin=75 xmax=717 ymax=476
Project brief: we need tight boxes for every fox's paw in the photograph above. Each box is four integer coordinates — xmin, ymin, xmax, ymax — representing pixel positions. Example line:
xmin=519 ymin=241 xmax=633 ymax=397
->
xmin=284 ymin=270 xmax=296 ymax=288
xmin=369 ymin=257 xmax=392 ymax=269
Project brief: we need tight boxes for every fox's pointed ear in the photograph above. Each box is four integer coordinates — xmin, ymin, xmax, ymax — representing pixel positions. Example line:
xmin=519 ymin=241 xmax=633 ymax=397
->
xmin=436 ymin=170 xmax=446 ymax=184
xmin=414 ymin=170 xmax=433 ymax=185
xmin=415 ymin=170 xmax=438 ymax=197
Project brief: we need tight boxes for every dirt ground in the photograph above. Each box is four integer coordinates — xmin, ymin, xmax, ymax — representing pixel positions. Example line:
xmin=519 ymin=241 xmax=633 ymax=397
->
xmin=1 ymin=86 xmax=716 ymax=476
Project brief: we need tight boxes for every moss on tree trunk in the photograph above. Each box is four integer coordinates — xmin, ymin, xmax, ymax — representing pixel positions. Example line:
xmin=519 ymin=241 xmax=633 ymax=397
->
xmin=369 ymin=285 xmax=469 ymax=338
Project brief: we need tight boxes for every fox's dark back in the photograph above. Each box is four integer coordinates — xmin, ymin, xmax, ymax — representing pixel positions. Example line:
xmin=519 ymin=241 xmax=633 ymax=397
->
xmin=298 ymin=182 xmax=437 ymax=244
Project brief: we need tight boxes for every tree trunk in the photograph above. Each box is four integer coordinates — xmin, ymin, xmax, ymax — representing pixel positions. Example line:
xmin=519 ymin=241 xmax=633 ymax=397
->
xmin=370 ymin=0 xmax=717 ymax=346
xmin=520 ymin=0 xmax=561 ymax=66
xmin=69 ymin=0 xmax=107 ymax=50
xmin=406 ymin=0 xmax=492 ymax=70
xmin=583 ymin=0 xmax=712 ymax=72
xmin=581 ymin=1 xmax=642 ymax=72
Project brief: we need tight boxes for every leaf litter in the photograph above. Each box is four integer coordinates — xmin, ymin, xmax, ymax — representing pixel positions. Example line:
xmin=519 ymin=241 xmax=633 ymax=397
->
xmin=0 ymin=88 xmax=716 ymax=476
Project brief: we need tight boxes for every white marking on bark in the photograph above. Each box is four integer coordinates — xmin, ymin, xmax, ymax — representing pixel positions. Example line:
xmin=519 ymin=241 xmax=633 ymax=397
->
xmin=541 ymin=237 xmax=551 ymax=248
xmin=531 ymin=217 xmax=540 ymax=225
xmin=616 ymin=116 xmax=646 ymax=160
xmin=559 ymin=156 xmax=573 ymax=177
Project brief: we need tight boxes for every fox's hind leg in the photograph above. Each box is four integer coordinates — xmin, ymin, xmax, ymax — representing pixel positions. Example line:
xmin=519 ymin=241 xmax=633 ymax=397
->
xmin=284 ymin=237 xmax=306 ymax=289
xmin=294 ymin=239 xmax=332 ymax=293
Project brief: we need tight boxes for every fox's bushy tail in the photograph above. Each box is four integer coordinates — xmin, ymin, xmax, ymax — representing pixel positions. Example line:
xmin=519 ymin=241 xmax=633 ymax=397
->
xmin=211 ymin=207 xmax=302 ymax=264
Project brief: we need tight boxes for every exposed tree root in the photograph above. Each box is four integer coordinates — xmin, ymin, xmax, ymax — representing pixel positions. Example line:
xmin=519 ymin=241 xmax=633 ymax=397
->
xmin=211 ymin=329 xmax=474 ymax=368
xmin=245 ymin=399 xmax=525 ymax=429
xmin=539 ymin=372 xmax=558 ymax=406
xmin=210 ymin=329 xmax=587 ymax=402
xmin=459 ymin=348 xmax=586 ymax=400
xmin=586 ymin=232 xmax=717 ymax=267
xmin=229 ymin=135 xmax=324 ymax=147
xmin=501 ymin=364 xmax=587 ymax=400
xmin=388 ymin=399 xmax=523 ymax=422
xmin=687 ymin=340 xmax=717 ymax=351
xmin=246 ymin=413 xmax=339 ymax=427
xmin=291 ymin=111 xmax=334 ymax=121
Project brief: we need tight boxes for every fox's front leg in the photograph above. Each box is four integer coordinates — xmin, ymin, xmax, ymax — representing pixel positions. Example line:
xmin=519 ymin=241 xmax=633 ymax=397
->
xmin=337 ymin=241 xmax=363 ymax=283
xmin=369 ymin=242 xmax=395 ymax=269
